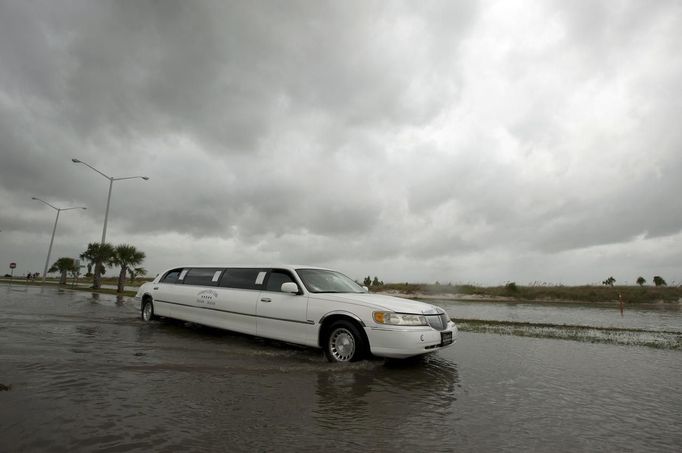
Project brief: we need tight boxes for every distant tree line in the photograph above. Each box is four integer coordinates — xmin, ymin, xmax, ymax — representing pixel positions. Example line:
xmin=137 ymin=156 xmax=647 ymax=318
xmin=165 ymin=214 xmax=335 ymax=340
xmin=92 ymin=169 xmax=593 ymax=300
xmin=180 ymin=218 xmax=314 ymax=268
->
xmin=602 ymin=275 xmax=667 ymax=287
xmin=361 ymin=274 xmax=671 ymax=289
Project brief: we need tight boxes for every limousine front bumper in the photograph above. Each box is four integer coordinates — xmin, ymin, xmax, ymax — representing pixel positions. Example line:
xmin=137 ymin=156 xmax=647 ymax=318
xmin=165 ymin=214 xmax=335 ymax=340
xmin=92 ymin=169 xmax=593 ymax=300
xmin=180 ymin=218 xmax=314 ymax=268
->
xmin=367 ymin=321 xmax=458 ymax=359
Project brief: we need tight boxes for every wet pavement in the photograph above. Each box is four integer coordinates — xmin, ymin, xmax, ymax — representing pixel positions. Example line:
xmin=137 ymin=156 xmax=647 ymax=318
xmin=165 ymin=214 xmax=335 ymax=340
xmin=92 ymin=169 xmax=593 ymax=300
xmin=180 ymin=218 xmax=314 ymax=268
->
xmin=1 ymin=284 xmax=681 ymax=452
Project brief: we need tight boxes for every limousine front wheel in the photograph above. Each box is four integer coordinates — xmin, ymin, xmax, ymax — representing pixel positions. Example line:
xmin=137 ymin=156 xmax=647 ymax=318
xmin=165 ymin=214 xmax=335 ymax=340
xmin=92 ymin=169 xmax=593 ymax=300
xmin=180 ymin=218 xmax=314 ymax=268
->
xmin=141 ymin=299 xmax=157 ymax=322
xmin=325 ymin=321 xmax=366 ymax=362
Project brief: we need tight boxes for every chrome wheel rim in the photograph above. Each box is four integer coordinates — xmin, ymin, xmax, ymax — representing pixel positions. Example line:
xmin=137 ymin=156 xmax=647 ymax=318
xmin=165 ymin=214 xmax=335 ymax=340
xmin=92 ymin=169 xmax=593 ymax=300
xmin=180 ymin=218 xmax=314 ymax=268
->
xmin=143 ymin=303 xmax=152 ymax=321
xmin=329 ymin=328 xmax=355 ymax=362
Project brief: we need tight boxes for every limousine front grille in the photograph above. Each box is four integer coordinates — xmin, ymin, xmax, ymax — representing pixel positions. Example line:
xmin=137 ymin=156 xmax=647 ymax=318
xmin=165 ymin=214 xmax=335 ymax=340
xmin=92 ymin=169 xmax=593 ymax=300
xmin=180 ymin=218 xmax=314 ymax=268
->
xmin=425 ymin=313 xmax=450 ymax=331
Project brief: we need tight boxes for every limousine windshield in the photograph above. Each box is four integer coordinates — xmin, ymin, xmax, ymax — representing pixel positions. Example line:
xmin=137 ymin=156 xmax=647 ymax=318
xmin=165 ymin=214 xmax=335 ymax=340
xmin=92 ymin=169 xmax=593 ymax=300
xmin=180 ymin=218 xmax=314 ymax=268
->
xmin=296 ymin=268 xmax=366 ymax=294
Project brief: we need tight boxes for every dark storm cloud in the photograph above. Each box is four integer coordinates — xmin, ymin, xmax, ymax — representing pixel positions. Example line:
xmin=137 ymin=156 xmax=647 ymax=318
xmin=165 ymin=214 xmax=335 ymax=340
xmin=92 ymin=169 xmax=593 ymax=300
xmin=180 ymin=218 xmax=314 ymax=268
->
xmin=1 ymin=0 xmax=680 ymax=283
xmin=1 ymin=1 xmax=477 ymax=156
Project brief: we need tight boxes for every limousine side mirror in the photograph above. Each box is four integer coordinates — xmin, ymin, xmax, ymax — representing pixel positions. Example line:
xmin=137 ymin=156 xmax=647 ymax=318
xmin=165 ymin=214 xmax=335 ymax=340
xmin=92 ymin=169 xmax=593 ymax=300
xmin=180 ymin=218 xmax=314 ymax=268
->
xmin=281 ymin=282 xmax=300 ymax=294
xmin=362 ymin=286 xmax=369 ymax=293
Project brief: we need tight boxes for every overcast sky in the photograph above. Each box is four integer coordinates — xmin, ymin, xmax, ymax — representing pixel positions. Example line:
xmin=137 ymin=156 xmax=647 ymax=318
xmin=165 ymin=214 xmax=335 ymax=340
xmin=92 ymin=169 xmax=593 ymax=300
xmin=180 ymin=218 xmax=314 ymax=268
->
xmin=1 ymin=0 xmax=680 ymax=285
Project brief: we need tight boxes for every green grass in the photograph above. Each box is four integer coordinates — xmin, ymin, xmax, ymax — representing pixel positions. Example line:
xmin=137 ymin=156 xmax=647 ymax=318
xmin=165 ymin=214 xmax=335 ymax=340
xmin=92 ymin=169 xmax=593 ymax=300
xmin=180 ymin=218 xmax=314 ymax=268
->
xmin=373 ymin=283 xmax=682 ymax=304
xmin=454 ymin=318 xmax=682 ymax=349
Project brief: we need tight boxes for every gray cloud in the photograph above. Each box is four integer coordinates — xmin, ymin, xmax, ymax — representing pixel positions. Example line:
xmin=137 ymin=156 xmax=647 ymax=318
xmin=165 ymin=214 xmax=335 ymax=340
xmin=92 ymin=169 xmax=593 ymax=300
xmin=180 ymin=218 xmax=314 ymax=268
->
xmin=1 ymin=0 xmax=680 ymax=284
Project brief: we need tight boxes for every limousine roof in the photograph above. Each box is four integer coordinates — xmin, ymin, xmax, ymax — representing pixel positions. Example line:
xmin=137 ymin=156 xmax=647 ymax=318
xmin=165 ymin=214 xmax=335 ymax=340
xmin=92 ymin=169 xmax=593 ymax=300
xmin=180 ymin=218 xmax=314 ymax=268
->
xmin=161 ymin=264 xmax=332 ymax=272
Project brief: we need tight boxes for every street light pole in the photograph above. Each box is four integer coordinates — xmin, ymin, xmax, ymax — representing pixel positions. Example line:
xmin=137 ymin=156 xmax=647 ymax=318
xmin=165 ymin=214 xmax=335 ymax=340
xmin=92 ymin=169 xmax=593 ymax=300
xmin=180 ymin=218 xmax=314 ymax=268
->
xmin=71 ymin=158 xmax=149 ymax=288
xmin=32 ymin=197 xmax=87 ymax=283
xmin=102 ymin=177 xmax=114 ymax=244
xmin=46 ymin=208 xmax=61 ymax=280
xmin=71 ymin=158 xmax=149 ymax=246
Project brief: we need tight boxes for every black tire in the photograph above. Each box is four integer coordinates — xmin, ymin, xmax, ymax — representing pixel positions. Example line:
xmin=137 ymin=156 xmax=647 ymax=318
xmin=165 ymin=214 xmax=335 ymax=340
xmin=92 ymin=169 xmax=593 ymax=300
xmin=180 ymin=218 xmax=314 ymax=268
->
xmin=141 ymin=298 xmax=156 ymax=322
xmin=324 ymin=320 xmax=366 ymax=362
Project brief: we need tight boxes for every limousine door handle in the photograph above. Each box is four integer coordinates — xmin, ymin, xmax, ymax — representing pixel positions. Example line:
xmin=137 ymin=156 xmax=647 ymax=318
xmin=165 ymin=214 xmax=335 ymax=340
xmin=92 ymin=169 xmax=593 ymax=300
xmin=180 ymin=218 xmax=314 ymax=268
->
xmin=153 ymin=287 xmax=159 ymax=290
xmin=260 ymin=297 xmax=272 ymax=303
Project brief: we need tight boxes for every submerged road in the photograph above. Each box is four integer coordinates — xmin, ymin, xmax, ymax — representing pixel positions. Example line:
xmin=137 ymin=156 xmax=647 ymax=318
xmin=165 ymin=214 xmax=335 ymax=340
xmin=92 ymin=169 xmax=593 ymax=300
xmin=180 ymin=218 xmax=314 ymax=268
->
xmin=1 ymin=285 xmax=681 ymax=452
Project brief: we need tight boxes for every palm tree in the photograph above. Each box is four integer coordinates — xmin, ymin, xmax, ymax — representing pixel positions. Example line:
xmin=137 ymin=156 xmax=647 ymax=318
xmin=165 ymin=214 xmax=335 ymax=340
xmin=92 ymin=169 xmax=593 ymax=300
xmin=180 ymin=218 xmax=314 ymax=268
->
xmin=127 ymin=266 xmax=147 ymax=285
xmin=80 ymin=242 xmax=115 ymax=289
xmin=636 ymin=276 xmax=646 ymax=287
xmin=602 ymin=276 xmax=616 ymax=287
xmin=653 ymin=276 xmax=667 ymax=287
xmin=49 ymin=257 xmax=76 ymax=285
xmin=112 ymin=244 xmax=146 ymax=293
xmin=79 ymin=243 xmax=97 ymax=277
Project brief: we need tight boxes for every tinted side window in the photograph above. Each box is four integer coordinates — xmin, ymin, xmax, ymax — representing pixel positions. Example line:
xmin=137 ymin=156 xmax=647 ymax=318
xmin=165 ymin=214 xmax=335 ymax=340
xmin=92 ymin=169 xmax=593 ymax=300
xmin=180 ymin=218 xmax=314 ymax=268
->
xmin=183 ymin=268 xmax=223 ymax=286
xmin=219 ymin=268 xmax=266 ymax=290
xmin=265 ymin=270 xmax=295 ymax=292
xmin=161 ymin=269 xmax=183 ymax=284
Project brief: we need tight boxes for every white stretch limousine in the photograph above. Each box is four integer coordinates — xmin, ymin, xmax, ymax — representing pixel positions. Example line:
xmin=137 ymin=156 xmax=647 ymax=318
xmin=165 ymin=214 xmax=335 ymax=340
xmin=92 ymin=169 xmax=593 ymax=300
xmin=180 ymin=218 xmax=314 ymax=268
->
xmin=135 ymin=265 xmax=457 ymax=361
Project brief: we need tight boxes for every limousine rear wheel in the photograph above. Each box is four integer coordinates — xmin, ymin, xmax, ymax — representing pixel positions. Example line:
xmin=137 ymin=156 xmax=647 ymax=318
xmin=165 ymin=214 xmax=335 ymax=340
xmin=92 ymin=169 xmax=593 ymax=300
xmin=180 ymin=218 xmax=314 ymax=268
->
xmin=141 ymin=299 xmax=156 ymax=322
xmin=325 ymin=320 xmax=366 ymax=362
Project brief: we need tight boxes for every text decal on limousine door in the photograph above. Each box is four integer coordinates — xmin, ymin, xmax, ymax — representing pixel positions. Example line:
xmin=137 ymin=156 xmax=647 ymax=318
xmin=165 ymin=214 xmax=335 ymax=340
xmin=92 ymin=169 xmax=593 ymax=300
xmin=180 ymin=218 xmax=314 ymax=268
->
xmin=196 ymin=289 xmax=218 ymax=306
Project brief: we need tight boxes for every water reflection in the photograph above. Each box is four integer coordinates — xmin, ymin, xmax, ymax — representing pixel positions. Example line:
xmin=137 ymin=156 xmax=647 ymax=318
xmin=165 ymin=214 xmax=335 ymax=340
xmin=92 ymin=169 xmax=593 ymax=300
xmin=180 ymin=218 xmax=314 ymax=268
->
xmin=314 ymin=355 xmax=460 ymax=431
xmin=75 ymin=325 xmax=98 ymax=338
xmin=4 ymin=283 xmax=29 ymax=293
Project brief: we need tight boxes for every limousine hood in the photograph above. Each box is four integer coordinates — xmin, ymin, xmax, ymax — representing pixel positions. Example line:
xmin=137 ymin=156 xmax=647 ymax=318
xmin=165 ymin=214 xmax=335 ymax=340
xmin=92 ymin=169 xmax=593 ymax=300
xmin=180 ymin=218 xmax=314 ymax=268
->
xmin=310 ymin=292 xmax=443 ymax=314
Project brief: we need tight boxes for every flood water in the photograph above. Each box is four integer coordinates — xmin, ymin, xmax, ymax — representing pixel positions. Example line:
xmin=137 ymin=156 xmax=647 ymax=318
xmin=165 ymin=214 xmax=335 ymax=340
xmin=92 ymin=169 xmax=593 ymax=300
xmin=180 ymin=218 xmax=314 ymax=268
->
xmin=1 ymin=285 xmax=681 ymax=452
xmin=431 ymin=298 xmax=682 ymax=332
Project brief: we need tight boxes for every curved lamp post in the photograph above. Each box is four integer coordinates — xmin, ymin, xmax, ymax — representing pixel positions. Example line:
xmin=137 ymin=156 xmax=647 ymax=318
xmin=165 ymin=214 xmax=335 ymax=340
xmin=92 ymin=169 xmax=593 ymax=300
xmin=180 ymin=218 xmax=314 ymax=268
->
xmin=71 ymin=158 xmax=149 ymax=288
xmin=32 ymin=197 xmax=87 ymax=283
xmin=71 ymin=158 xmax=149 ymax=245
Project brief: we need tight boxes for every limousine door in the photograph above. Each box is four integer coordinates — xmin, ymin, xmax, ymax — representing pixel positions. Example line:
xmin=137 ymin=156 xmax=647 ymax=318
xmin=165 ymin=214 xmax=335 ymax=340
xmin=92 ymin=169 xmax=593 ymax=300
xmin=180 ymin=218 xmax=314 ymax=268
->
xmin=151 ymin=268 xmax=188 ymax=317
xmin=256 ymin=269 xmax=314 ymax=346
xmin=212 ymin=268 xmax=266 ymax=336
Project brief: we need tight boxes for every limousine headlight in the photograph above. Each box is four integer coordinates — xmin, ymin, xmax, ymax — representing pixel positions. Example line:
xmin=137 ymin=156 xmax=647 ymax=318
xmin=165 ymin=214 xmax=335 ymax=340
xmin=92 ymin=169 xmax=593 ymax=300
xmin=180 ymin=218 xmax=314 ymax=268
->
xmin=373 ymin=311 xmax=428 ymax=326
